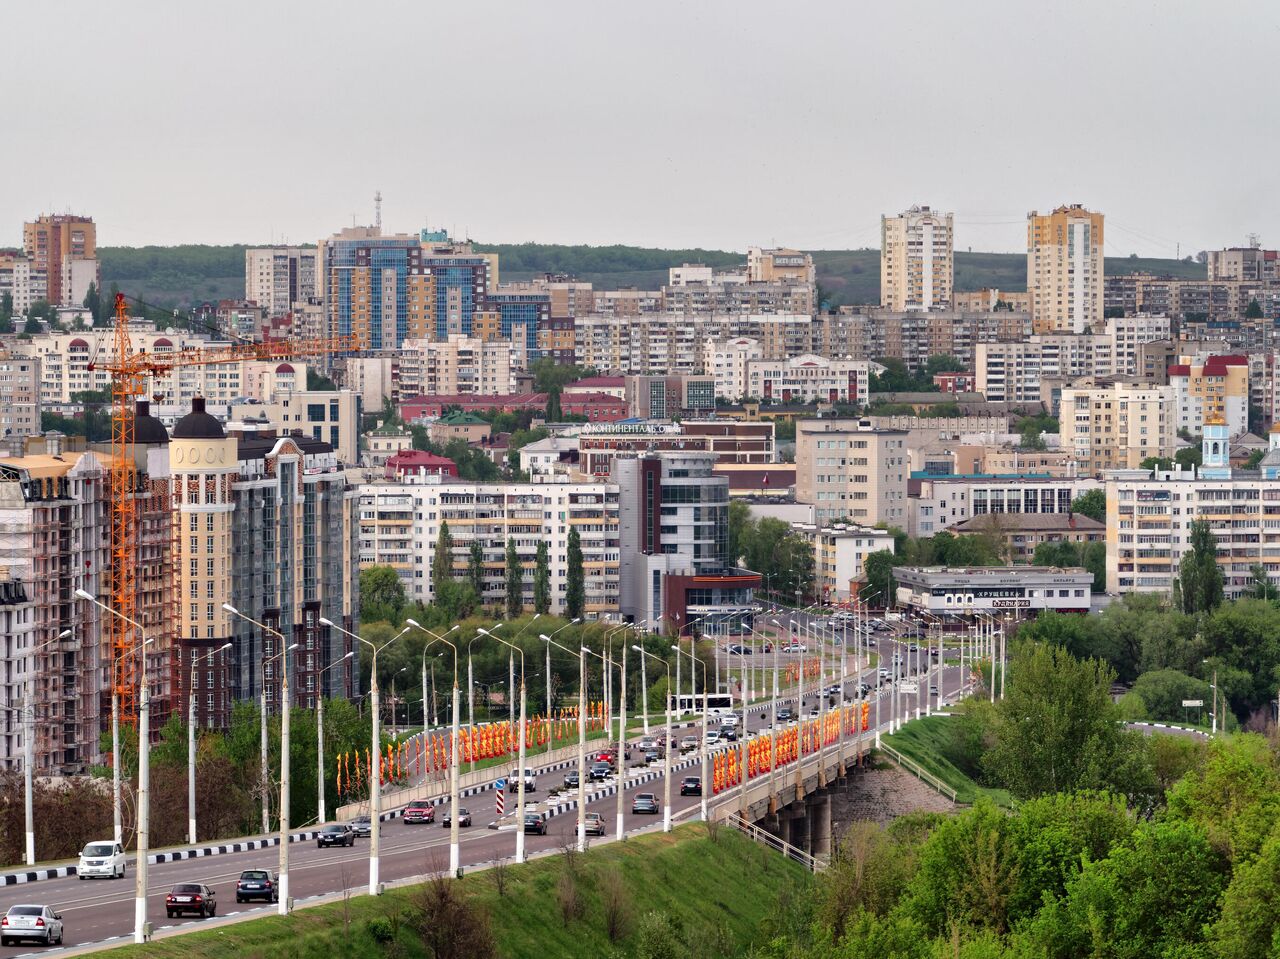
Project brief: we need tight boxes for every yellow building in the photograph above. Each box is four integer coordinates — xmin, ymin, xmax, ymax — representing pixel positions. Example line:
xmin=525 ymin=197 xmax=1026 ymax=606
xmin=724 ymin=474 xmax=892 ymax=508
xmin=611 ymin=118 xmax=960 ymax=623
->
xmin=1059 ymin=379 xmax=1176 ymax=475
xmin=1027 ymin=205 xmax=1104 ymax=334
xmin=881 ymin=206 xmax=954 ymax=311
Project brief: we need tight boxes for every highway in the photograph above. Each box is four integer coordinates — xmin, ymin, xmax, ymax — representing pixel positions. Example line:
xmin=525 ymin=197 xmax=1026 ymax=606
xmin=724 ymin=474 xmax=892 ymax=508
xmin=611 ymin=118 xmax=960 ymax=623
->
xmin=0 ymin=622 xmax=967 ymax=954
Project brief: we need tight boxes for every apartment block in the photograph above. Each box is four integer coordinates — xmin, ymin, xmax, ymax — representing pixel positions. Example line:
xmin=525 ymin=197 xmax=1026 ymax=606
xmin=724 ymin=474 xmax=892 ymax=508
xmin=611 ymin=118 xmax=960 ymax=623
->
xmin=1059 ymin=379 xmax=1177 ymax=474
xmin=1207 ymin=245 xmax=1279 ymax=282
xmin=358 ymin=475 xmax=620 ymax=616
xmin=0 ymin=351 xmax=41 ymax=437
xmin=881 ymin=205 xmax=954 ymax=311
xmin=975 ymin=334 xmax=1113 ymax=403
xmin=790 ymin=523 xmax=896 ymax=601
xmin=746 ymin=247 xmax=815 ymax=285
xmin=250 ymin=389 xmax=361 ymax=465
xmin=795 ymin=419 xmax=908 ymax=526
xmin=908 ymin=474 xmax=1100 ymax=538
xmin=23 ymin=213 xmax=98 ymax=307
xmin=1104 ymin=313 xmax=1172 ymax=375
xmin=0 ymin=251 xmax=45 ymax=313
xmin=399 ymin=335 xmax=515 ymax=397
xmin=245 ymin=247 xmax=319 ymax=317
xmin=1168 ymin=354 xmax=1249 ymax=438
xmin=745 ymin=355 xmax=871 ymax=406
xmin=953 ymin=288 xmax=1031 ymax=312
xmin=577 ymin=420 xmax=774 ymax=478
xmin=1027 ymin=204 xmax=1104 ymax=334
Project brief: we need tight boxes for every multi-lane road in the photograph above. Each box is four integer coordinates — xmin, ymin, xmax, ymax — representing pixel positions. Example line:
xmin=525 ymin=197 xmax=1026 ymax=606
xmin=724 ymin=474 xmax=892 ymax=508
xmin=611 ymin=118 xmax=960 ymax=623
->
xmin=0 ymin=622 xmax=963 ymax=954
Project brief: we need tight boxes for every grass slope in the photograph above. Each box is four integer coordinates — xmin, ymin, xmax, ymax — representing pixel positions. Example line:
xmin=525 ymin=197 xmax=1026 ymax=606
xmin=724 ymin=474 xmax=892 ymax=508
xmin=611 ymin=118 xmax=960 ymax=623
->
xmin=96 ymin=825 xmax=810 ymax=959
xmin=97 ymin=242 xmax=1204 ymax=310
xmin=882 ymin=714 xmax=1011 ymax=807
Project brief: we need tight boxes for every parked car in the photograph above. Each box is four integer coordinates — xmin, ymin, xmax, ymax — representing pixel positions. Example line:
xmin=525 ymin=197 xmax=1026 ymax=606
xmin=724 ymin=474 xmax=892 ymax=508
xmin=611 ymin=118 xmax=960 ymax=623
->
xmin=726 ymin=643 xmax=752 ymax=655
xmin=235 ymin=869 xmax=278 ymax=904
xmin=1 ymin=905 xmax=64 ymax=946
xmin=589 ymin=761 xmax=613 ymax=781
xmin=680 ymin=776 xmax=702 ymax=796
xmin=563 ymin=769 xmax=581 ymax=789
xmin=442 ymin=806 xmax=472 ymax=828
xmin=349 ymin=815 xmax=372 ymax=837
xmin=166 ymin=883 xmax=217 ymax=919
xmin=523 ymin=811 xmax=548 ymax=835
xmin=631 ymin=792 xmax=660 ymax=814
xmin=317 ymin=824 xmax=355 ymax=847
xmin=402 ymin=803 xmax=435 ymax=824
xmin=77 ymin=839 xmax=126 ymax=880
xmin=680 ymin=735 xmax=699 ymax=752
xmin=583 ymin=811 xmax=606 ymax=836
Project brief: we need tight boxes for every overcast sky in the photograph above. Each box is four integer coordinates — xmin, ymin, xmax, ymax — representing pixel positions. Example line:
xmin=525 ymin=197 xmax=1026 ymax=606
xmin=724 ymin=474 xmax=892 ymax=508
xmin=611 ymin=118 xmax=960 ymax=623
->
xmin=6 ymin=0 xmax=1277 ymax=256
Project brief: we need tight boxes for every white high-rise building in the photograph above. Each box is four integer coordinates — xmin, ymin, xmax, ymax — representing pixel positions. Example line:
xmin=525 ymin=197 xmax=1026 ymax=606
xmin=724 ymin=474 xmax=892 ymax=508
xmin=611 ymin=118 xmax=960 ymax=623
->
xmin=245 ymin=247 xmax=319 ymax=317
xmin=881 ymin=206 xmax=954 ymax=311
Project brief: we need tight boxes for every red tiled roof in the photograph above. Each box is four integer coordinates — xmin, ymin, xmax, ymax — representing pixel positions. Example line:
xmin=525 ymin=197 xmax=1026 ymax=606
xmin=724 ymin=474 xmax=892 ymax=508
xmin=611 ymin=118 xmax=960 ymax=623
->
xmin=567 ymin=376 xmax=625 ymax=388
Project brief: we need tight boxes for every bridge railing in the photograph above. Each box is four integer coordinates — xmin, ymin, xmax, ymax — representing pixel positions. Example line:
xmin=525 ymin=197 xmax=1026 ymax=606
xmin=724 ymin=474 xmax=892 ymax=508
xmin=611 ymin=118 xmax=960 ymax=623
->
xmin=727 ymin=813 xmax=827 ymax=873
xmin=876 ymin=743 xmax=958 ymax=802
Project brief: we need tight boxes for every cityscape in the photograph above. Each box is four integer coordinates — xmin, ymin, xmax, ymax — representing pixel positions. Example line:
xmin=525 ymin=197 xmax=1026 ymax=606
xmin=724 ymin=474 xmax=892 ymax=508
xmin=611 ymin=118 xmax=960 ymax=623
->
xmin=2 ymin=4 xmax=1278 ymax=959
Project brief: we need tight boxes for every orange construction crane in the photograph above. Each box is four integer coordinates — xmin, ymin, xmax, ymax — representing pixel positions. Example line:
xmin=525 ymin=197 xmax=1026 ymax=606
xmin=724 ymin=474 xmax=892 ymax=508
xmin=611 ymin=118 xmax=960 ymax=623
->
xmin=90 ymin=292 xmax=351 ymax=721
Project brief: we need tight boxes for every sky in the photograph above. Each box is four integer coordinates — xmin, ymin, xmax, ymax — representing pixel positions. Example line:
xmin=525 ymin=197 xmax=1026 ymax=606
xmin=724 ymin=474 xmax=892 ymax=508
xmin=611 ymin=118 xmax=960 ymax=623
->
xmin=6 ymin=0 xmax=1279 ymax=256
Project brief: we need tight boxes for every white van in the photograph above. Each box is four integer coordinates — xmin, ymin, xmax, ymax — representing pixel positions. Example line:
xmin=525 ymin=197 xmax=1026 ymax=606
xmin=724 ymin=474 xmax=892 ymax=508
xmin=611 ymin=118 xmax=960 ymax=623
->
xmin=78 ymin=840 xmax=126 ymax=880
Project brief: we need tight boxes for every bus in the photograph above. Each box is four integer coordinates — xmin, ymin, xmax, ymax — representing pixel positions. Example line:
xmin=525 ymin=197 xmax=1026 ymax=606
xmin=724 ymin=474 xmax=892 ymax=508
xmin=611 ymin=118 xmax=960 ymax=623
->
xmin=669 ymin=693 xmax=735 ymax=717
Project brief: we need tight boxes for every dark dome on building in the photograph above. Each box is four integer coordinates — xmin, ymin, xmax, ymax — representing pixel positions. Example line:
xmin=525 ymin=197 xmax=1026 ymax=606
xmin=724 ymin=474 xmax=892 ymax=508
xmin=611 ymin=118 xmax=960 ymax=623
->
xmin=172 ymin=396 xmax=225 ymax=440
xmin=133 ymin=400 xmax=170 ymax=445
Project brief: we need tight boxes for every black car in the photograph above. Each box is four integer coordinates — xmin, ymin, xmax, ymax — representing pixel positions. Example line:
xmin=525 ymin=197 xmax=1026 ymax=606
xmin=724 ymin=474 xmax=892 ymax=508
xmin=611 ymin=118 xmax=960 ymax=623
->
xmin=589 ymin=761 xmax=612 ymax=781
xmin=349 ymin=815 xmax=372 ymax=837
xmin=166 ymin=883 xmax=217 ymax=918
xmin=317 ymin=824 xmax=355 ymax=847
xmin=235 ymin=869 xmax=278 ymax=904
xmin=721 ymin=728 xmax=738 ymax=742
xmin=631 ymin=792 xmax=660 ymax=814
xmin=523 ymin=812 xmax=548 ymax=835
xmin=680 ymin=776 xmax=702 ymax=796
xmin=642 ymin=749 xmax=661 ymax=764
xmin=563 ymin=769 xmax=581 ymax=789
xmin=777 ymin=707 xmax=794 ymax=722
xmin=726 ymin=643 xmax=752 ymax=655
xmin=442 ymin=807 xmax=472 ymax=828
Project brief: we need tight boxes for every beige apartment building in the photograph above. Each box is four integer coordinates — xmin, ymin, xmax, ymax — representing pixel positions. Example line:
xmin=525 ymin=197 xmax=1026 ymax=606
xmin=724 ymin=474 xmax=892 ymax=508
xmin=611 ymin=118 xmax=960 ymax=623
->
xmin=747 ymin=247 xmax=815 ymax=285
xmin=881 ymin=206 xmax=954 ymax=311
xmin=1059 ymin=379 xmax=1176 ymax=475
xmin=953 ymin=288 xmax=1031 ymax=312
xmin=23 ymin=213 xmax=98 ymax=307
xmin=0 ymin=352 xmax=41 ymax=437
xmin=244 ymin=246 xmax=319 ymax=317
xmin=795 ymin=419 xmax=908 ymax=526
xmin=398 ymin=335 xmax=515 ymax=397
xmin=1028 ymin=205 xmax=1105 ymax=334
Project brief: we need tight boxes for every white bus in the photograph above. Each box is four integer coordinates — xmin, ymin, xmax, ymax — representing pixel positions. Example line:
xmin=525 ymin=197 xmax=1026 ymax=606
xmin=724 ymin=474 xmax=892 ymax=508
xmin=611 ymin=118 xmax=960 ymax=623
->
xmin=670 ymin=693 xmax=735 ymax=716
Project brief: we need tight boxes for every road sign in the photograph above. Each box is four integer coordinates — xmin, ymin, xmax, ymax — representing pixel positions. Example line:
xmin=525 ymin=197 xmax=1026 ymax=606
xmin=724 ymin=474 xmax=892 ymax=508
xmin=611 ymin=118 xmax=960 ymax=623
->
xmin=1181 ymin=699 xmax=1204 ymax=707
xmin=495 ymin=779 xmax=506 ymax=815
xmin=899 ymin=682 xmax=920 ymax=694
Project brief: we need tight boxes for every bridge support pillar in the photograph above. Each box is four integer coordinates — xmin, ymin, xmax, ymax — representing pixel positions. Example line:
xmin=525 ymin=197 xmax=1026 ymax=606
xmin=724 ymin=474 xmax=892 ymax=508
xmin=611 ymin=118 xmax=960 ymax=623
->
xmin=810 ymin=794 xmax=832 ymax=859
xmin=784 ymin=804 xmax=809 ymax=854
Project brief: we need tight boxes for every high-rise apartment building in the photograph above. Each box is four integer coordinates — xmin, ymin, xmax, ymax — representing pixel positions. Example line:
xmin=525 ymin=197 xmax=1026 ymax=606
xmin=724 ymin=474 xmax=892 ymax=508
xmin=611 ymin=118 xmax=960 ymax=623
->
xmin=881 ymin=206 xmax=954 ymax=311
xmin=746 ymin=247 xmax=815 ymax=285
xmin=398 ymin=336 xmax=515 ymax=399
xmin=245 ymin=247 xmax=319 ymax=317
xmin=23 ymin=214 xmax=99 ymax=307
xmin=1027 ymin=205 xmax=1105 ymax=334
xmin=0 ymin=351 xmax=41 ymax=437
xmin=795 ymin=419 xmax=909 ymax=526
xmin=1168 ymin=354 xmax=1250 ymax=438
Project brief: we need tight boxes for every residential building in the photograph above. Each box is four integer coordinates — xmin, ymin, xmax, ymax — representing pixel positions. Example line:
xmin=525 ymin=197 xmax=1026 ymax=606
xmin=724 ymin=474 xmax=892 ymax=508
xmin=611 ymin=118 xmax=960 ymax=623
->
xmin=429 ymin=411 xmax=490 ymax=445
xmin=560 ymin=392 xmax=628 ymax=421
xmin=975 ymin=335 xmax=1113 ymax=403
xmin=245 ymin=389 xmax=360 ymax=465
xmin=400 ymin=393 xmax=547 ymax=421
xmin=0 ymin=351 xmax=41 ymax=436
xmin=23 ymin=213 xmax=98 ymax=307
xmin=703 ymin=337 xmax=764 ymax=400
xmin=1168 ymin=355 xmax=1250 ymax=438
xmin=1104 ymin=313 xmax=1173 ymax=375
xmin=953 ymin=289 xmax=1031 ymax=312
xmin=907 ymin=473 xmax=1099 ymax=538
xmin=1207 ymin=245 xmax=1279 ymax=282
xmin=519 ymin=436 xmax=581 ymax=478
xmin=614 ymin=452 xmax=759 ymax=634
xmin=895 ymin=566 xmax=1094 ymax=615
xmin=747 ymin=247 xmax=815 ymax=285
xmin=245 ymin=246 xmax=319 ymax=317
xmin=364 ymin=426 xmax=412 ymax=468
xmin=563 ymin=375 xmax=626 ymax=400
xmin=0 ymin=251 xmax=45 ymax=313
xmin=577 ymin=420 xmax=774 ymax=478
xmin=745 ymin=355 xmax=871 ymax=406
xmin=1027 ymin=204 xmax=1105 ymax=334
xmin=400 ymin=335 xmax=516 ymax=397
xmin=0 ymin=568 xmax=35 ymax=771
xmin=624 ymin=374 xmax=716 ymax=418
xmin=383 ymin=450 xmax=458 ymax=480
xmin=795 ymin=419 xmax=908 ymax=526
xmin=933 ymin=371 xmax=975 ymax=393
xmin=790 ymin=523 xmax=896 ymax=601
xmin=358 ymin=475 xmax=620 ymax=615
xmin=336 ymin=352 xmax=400 ymax=409
xmin=1059 ymin=379 xmax=1177 ymax=474
xmin=949 ymin=512 xmax=1105 ymax=563
xmin=881 ymin=205 xmax=954 ymax=311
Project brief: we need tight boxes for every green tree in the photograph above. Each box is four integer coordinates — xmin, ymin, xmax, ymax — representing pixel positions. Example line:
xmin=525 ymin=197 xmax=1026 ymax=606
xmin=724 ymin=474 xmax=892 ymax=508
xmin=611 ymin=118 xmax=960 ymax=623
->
xmin=1211 ymin=821 xmax=1280 ymax=957
xmin=924 ymin=353 xmax=966 ymax=376
xmin=83 ymin=281 xmax=101 ymax=324
xmin=863 ymin=550 xmax=897 ymax=607
xmin=1248 ymin=562 xmax=1278 ymax=600
xmin=359 ymin=565 xmax=406 ymax=623
xmin=1033 ymin=540 xmax=1080 ymax=568
xmin=727 ymin=499 xmax=752 ymax=568
xmin=1140 ymin=455 xmax=1174 ymax=471
xmin=1178 ymin=519 xmax=1224 ymax=613
xmin=1176 ymin=445 xmax=1203 ymax=470
xmin=1128 ymin=668 xmax=1212 ymax=724
xmin=23 ymin=314 xmax=42 ymax=335
xmin=468 ymin=540 xmax=485 ymax=602
xmin=306 ymin=368 xmax=337 ymax=391
xmin=1019 ymin=420 xmax=1047 ymax=451
xmin=565 ymin=527 xmax=585 ymax=620
xmin=1245 ymin=447 xmax=1266 ymax=470
xmin=1070 ymin=488 xmax=1106 ymax=522
xmin=504 ymin=537 xmax=523 ymax=617
xmin=432 ymin=520 xmax=455 ymax=590
xmin=1246 ymin=297 xmax=1264 ymax=319
xmin=1081 ymin=540 xmax=1106 ymax=593
xmin=533 ymin=540 xmax=551 ymax=614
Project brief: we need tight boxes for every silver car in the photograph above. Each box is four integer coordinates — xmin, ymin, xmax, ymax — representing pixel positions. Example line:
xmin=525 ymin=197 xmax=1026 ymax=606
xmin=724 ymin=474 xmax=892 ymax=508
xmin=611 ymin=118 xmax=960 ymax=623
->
xmin=1 ymin=905 xmax=64 ymax=947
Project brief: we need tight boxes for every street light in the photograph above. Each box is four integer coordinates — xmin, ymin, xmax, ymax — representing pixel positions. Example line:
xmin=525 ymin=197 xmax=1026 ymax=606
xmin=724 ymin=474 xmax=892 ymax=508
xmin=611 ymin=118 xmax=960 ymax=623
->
xmin=468 ymin=623 xmax=506 ymax=771
xmin=632 ymin=645 xmax=673 ymax=832
xmin=583 ymin=641 xmax=628 ymax=841
xmin=477 ymin=627 xmax=528 ymax=862
xmin=74 ymin=589 xmax=155 ymax=945
xmin=539 ymin=618 xmax=580 ymax=750
xmin=17 ymin=629 xmax=70 ymax=865
xmin=186 ymin=641 xmax=231 ymax=844
xmin=321 ymin=618 xmax=410 ymax=894
xmin=405 ymin=619 xmax=462 ymax=875
xmin=316 ymin=651 xmax=355 ymax=824
xmin=672 ymin=644 xmax=710 ymax=821
xmin=542 ymin=632 xmax=589 ymax=851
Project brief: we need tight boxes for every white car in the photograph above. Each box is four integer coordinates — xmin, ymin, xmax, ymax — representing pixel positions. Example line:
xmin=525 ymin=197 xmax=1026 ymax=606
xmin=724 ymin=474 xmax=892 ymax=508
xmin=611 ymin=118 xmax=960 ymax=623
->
xmin=705 ymin=730 xmax=722 ymax=746
xmin=78 ymin=840 xmax=127 ymax=879
xmin=1 ymin=905 xmax=64 ymax=947
xmin=720 ymin=714 xmax=739 ymax=728
xmin=781 ymin=643 xmax=808 ymax=654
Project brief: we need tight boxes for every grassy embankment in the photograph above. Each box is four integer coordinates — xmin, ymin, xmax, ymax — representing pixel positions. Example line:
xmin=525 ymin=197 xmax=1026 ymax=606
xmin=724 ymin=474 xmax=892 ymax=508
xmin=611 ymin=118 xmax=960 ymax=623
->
xmin=881 ymin=714 xmax=1012 ymax=807
xmin=96 ymin=824 xmax=811 ymax=959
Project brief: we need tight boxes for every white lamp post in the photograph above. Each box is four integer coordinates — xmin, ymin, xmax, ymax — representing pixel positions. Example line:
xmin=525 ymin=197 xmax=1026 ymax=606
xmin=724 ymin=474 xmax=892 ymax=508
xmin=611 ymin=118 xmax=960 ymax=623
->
xmin=186 ymin=641 xmax=231 ymax=844
xmin=315 ymin=650 xmax=354 ymax=825
xmin=541 ymin=632 xmax=588 ymax=850
xmin=479 ymin=628 xmax=528 ymax=862
xmin=632 ymin=645 xmax=672 ymax=832
xmin=405 ymin=620 xmax=462 ymax=874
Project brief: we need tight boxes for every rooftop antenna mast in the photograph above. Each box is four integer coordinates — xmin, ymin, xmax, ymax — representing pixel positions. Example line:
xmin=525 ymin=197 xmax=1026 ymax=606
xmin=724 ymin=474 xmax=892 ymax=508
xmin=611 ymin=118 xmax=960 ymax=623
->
xmin=375 ymin=190 xmax=383 ymax=232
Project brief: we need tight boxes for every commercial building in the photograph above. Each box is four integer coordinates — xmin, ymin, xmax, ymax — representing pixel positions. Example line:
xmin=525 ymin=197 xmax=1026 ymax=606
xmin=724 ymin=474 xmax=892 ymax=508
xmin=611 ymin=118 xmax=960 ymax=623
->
xmin=907 ymin=473 xmax=1099 ymax=538
xmin=23 ymin=213 xmax=98 ymax=307
xmin=613 ymin=452 xmax=759 ymax=634
xmin=949 ymin=512 xmax=1105 ymax=563
xmin=881 ymin=205 xmax=954 ymax=311
xmin=895 ymin=566 xmax=1094 ymax=616
xmin=577 ymin=420 xmax=774 ymax=478
xmin=795 ymin=419 xmax=909 ymax=527
xmin=1058 ymin=379 xmax=1177 ymax=475
xmin=1168 ymin=354 xmax=1250 ymax=438
xmin=1027 ymin=205 xmax=1105 ymax=334
xmin=245 ymin=247 xmax=319 ymax=318
xmin=358 ymin=475 xmax=620 ymax=615
xmin=624 ymin=375 xmax=716 ymax=418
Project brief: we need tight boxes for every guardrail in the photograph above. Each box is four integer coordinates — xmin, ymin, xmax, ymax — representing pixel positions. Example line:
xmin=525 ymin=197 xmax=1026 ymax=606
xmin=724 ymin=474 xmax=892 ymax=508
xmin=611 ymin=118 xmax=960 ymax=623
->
xmin=727 ymin=812 xmax=827 ymax=872
xmin=875 ymin=743 xmax=958 ymax=802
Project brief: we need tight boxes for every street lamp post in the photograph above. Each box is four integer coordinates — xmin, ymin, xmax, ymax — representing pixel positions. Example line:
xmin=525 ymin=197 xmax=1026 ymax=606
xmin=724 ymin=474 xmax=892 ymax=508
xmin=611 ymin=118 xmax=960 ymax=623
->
xmin=74 ymin=589 xmax=155 ymax=946
xmin=479 ymin=627 xmax=528 ymax=862
xmin=583 ymin=640 xmax=628 ymax=841
xmin=673 ymin=643 xmax=710 ymax=821
xmin=321 ymin=619 xmax=410 ymax=893
xmin=632 ymin=645 xmax=672 ymax=832
xmin=405 ymin=620 xmax=462 ymax=874
xmin=542 ymin=632 xmax=588 ymax=851
xmin=316 ymin=651 xmax=355 ymax=825
xmin=186 ymin=642 xmax=231 ymax=844
xmin=18 ymin=630 xmax=69 ymax=865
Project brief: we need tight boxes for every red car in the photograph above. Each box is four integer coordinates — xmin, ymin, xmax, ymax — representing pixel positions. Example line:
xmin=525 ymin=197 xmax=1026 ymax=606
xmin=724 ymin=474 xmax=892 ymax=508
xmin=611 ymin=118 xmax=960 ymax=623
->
xmin=402 ymin=804 xmax=435 ymax=824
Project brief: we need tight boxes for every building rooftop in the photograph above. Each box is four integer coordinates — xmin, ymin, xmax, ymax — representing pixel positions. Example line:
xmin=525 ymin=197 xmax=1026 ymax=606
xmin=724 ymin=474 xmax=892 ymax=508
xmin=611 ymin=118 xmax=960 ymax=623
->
xmin=436 ymin=411 xmax=489 ymax=426
xmin=950 ymin=513 xmax=1104 ymax=533
xmin=172 ymin=397 xmax=225 ymax=440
